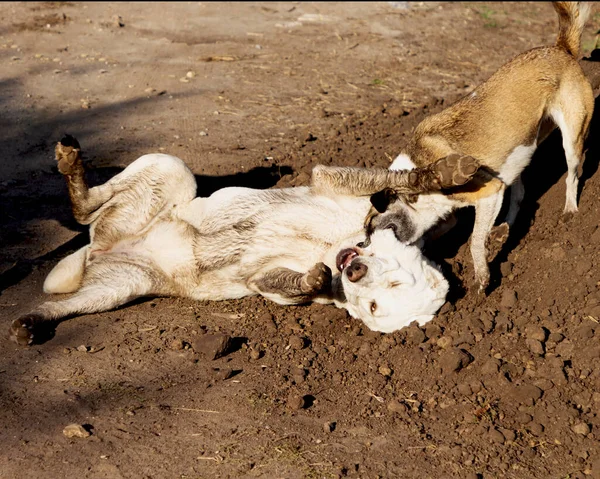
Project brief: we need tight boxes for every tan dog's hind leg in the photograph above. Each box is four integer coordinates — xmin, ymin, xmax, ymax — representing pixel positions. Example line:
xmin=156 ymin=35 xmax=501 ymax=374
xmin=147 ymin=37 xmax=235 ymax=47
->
xmin=551 ymin=77 xmax=594 ymax=216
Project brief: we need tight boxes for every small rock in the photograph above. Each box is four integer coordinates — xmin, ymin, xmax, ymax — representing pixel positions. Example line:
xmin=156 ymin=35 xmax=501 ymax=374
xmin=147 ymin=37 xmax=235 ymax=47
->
xmin=499 ymin=428 xmax=516 ymax=442
xmin=378 ymin=365 xmax=392 ymax=377
xmin=191 ymin=333 xmax=232 ymax=360
xmin=199 ymin=131 xmax=208 ymax=137
xmin=405 ymin=324 xmax=426 ymax=345
xmin=436 ymin=335 xmax=453 ymax=349
xmin=288 ymin=335 xmax=306 ymax=350
xmin=249 ymin=348 xmax=262 ymax=360
xmin=323 ymin=421 xmax=336 ymax=433
xmin=572 ymin=422 xmax=591 ymax=436
xmin=170 ymin=339 xmax=184 ymax=351
xmin=488 ymin=427 xmax=505 ymax=444
xmin=425 ymin=322 xmax=442 ymax=339
xmin=286 ymin=394 xmax=306 ymax=410
xmin=500 ymin=289 xmax=518 ymax=310
xmin=510 ymin=384 xmax=543 ymax=406
xmin=555 ymin=340 xmax=575 ymax=359
xmin=548 ymin=332 xmax=564 ymax=343
xmin=526 ymin=325 xmax=547 ymax=342
xmin=387 ymin=399 xmax=408 ymax=414
xmin=481 ymin=358 xmax=500 ymax=375
xmin=76 ymin=345 xmax=88 ymax=352
xmin=575 ymin=260 xmax=592 ymax=276
xmin=527 ymin=422 xmax=544 ymax=436
xmin=186 ymin=71 xmax=195 ymax=78
xmin=80 ymin=100 xmax=90 ymax=109
xmin=526 ymin=338 xmax=545 ymax=356
xmin=63 ymin=424 xmax=91 ymax=438
xmin=439 ymin=348 xmax=473 ymax=374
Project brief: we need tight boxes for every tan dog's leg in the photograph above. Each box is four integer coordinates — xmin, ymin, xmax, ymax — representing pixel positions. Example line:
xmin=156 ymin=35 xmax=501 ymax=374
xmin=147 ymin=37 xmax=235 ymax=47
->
xmin=551 ymin=78 xmax=594 ymax=215
xmin=311 ymin=155 xmax=479 ymax=197
xmin=470 ymin=186 xmax=506 ymax=293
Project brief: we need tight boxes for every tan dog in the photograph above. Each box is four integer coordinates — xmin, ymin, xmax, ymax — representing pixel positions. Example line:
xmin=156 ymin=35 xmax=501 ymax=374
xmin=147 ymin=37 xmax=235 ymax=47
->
xmin=324 ymin=1 xmax=594 ymax=293
xmin=9 ymin=137 xmax=478 ymax=345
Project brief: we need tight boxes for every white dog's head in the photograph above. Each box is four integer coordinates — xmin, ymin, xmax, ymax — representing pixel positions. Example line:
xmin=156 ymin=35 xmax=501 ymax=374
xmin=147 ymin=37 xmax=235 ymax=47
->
xmin=337 ymin=229 xmax=448 ymax=333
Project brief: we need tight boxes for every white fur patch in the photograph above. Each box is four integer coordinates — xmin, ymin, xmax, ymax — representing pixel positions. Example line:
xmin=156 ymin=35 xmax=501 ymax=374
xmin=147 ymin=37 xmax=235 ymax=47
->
xmin=498 ymin=144 xmax=536 ymax=185
xmin=390 ymin=153 xmax=416 ymax=171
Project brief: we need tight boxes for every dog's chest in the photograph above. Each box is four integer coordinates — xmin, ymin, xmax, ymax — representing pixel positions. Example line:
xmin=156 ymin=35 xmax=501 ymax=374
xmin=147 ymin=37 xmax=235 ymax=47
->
xmin=497 ymin=144 xmax=537 ymax=185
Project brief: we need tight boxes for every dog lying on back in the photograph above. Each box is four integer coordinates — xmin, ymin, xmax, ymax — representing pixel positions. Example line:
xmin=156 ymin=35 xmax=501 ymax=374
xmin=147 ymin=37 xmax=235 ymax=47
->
xmin=322 ymin=1 xmax=594 ymax=293
xmin=9 ymin=136 xmax=479 ymax=345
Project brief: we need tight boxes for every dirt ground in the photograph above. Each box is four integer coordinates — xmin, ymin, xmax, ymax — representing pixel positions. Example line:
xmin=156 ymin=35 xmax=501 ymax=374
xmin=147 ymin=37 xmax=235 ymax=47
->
xmin=2 ymin=2 xmax=600 ymax=478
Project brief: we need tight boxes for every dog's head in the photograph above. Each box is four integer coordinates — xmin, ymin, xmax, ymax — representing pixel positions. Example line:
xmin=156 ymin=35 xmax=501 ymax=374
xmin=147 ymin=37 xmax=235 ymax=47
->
xmin=337 ymin=228 xmax=448 ymax=333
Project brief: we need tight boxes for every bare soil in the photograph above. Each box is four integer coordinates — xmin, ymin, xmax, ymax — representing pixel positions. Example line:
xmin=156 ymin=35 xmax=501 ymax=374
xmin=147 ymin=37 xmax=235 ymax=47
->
xmin=2 ymin=2 xmax=600 ymax=478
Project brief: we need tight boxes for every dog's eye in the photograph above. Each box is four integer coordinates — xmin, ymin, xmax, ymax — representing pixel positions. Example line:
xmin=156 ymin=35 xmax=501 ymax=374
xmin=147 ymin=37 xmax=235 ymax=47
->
xmin=370 ymin=302 xmax=377 ymax=314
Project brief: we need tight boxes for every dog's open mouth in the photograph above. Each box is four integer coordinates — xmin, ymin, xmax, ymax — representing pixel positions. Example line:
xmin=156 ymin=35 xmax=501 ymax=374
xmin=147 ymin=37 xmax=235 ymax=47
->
xmin=336 ymin=247 xmax=359 ymax=272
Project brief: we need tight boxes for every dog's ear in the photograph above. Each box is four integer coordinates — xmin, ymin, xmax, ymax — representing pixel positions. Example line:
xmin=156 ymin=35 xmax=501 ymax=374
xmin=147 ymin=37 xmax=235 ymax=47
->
xmin=370 ymin=188 xmax=397 ymax=213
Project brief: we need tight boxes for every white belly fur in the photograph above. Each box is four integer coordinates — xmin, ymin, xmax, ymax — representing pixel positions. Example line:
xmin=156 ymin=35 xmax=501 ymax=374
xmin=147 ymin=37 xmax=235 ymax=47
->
xmin=498 ymin=144 xmax=536 ymax=185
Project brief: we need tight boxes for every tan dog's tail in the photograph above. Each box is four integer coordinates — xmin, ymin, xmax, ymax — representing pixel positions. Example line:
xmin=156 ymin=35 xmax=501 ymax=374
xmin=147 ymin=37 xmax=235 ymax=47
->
xmin=553 ymin=1 xmax=592 ymax=57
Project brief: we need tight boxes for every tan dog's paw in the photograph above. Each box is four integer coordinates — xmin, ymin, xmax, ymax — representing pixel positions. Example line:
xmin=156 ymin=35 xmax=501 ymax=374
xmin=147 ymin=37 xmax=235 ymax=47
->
xmin=486 ymin=222 xmax=509 ymax=262
xmin=433 ymin=154 xmax=480 ymax=189
xmin=301 ymin=262 xmax=332 ymax=294
xmin=55 ymin=134 xmax=82 ymax=175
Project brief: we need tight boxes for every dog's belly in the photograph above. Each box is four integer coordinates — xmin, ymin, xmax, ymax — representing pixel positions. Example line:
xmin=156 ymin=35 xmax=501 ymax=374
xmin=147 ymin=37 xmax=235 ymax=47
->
xmin=497 ymin=143 xmax=536 ymax=185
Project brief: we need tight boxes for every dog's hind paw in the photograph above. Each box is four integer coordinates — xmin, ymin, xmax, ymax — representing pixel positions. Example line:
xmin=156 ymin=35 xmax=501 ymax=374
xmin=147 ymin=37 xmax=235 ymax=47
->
xmin=486 ymin=222 xmax=509 ymax=262
xmin=55 ymin=134 xmax=82 ymax=176
xmin=9 ymin=315 xmax=38 ymax=346
xmin=433 ymin=154 xmax=480 ymax=189
xmin=301 ymin=262 xmax=332 ymax=294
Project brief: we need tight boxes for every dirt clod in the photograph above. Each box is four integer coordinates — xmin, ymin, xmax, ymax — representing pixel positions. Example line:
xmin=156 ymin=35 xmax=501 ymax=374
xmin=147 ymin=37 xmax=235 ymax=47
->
xmin=63 ymin=424 xmax=91 ymax=438
xmin=439 ymin=348 xmax=473 ymax=374
xmin=191 ymin=333 xmax=232 ymax=360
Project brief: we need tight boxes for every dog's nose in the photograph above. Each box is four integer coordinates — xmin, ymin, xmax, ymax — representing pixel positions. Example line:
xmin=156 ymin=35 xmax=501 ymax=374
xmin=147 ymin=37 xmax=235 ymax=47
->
xmin=346 ymin=262 xmax=368 ymax=282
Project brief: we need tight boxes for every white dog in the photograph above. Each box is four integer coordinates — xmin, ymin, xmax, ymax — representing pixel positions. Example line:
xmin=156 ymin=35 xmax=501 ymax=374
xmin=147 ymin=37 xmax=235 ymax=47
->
xmin=9 ymin=137 xmax=480 ymax=345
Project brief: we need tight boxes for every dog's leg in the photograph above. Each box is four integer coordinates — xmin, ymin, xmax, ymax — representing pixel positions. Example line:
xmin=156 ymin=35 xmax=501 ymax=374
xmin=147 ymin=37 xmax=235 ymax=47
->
xmin=504 ymin=176 xmax=525 ymax=226
xmin=43 ymin=245 xmax=89 ymax=294
xmin=470 ymin=187 xmax=506 ymax=293
xmin=9 ymin=257 xmax=163 ymax=346
xmin=55 ymin=135 xmax=116 ymax=225
xmin=311 ymin=154 xmax=479 ymax=197
xmin=249 ymin=262 xmax=332 ymax=305
xmin=551 ymin=81 xmax=594 ymax=216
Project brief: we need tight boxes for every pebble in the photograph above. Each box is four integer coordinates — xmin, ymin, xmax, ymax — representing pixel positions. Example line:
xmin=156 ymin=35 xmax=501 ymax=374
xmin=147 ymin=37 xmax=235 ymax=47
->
xmin=249 ymin=347 xmax=262 ymax=360
xmin=488 ymin=427 xmax=505 ymax=444
xmin=191 ymin=333 xmax=231 ymax=360
xmin=526 ymin=325 xmax=547 ymax=342
xmin=572 ymin=422 xmax=591 ymax=436
xmin=323 ymin=421 xmax=336 ymax=433
xmin=436 ymin=335 xmax=453 ymax=349
xmin=76 ymin=345 xmax=88 ymax=352
xmin=526 ymin=338 xmax=545 ymax=356
xmin=481 ymin=358 xmax=500 ymax=375
xmin=527 ymin=422 xmax=544 ymax=436
xmin=555 ymin=340 xmax=575 ymax=359
xmin=425 ymin=323 xmax=442 ymax=339
xmin=387 ymin=399 xmax=408 ymax=413
xmin=378 ymin=365 xmax=392 ymax=377
xmin=63 ymin=424 xmax=91 ymax=438
xmin=500 ymin=289 xmax=518 ymax=310
xmin=286 ymin=394 xmax=306 ymax=410
xmin=439 ymin=348 xmax=473 ymax=374
xmin=510 ymin=384 xmax=543 ymax=406
xmin=405 ymin=324 xmax=426 ymax=345
xmin=288 ymin=335 xmax=306 ymax=350
xmin=170 ymin=339 xmax=184 ymax=351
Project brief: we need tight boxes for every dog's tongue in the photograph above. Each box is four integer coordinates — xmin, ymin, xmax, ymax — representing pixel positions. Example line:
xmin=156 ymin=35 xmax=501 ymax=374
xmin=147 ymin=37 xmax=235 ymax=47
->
xmin=336 ymin=248 xmax=358 ymax=272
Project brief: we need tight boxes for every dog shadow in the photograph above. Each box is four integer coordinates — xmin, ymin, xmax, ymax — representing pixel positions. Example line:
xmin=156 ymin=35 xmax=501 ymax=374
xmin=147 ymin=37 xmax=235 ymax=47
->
xmin=424 ymin=92 xmax=600 ymax=300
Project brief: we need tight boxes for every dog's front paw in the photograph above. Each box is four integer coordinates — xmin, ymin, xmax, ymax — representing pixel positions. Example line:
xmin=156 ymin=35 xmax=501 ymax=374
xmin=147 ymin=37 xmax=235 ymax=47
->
xmin=433 ymin=154 xmax=480 ymax=189
xmin=55 ymin=134 xmax=82 ymax=176
xmin=301 ymin=262 xmax=332 ymax=294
